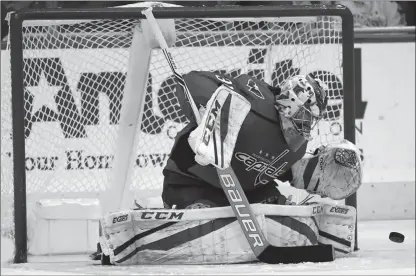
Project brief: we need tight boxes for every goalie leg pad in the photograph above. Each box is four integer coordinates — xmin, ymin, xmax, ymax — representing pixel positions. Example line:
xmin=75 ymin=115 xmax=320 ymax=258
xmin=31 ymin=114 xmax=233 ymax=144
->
xmin=100 ymin=207 xmax=321 ymax=265
xmin=316 ymin=204 xmax=357 ymax=257
xmin=100 ymin=212 xmax=260 ymax=265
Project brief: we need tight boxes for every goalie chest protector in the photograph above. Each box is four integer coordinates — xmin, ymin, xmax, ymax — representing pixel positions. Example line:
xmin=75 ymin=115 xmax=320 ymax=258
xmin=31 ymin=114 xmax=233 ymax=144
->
xmin=165 ymin=71 xmax=307 ymax=191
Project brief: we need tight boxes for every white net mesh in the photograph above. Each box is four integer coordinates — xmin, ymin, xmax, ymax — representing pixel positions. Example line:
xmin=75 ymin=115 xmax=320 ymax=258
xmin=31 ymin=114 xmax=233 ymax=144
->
xmin=1 ymin=14 xmax=345 ymax=244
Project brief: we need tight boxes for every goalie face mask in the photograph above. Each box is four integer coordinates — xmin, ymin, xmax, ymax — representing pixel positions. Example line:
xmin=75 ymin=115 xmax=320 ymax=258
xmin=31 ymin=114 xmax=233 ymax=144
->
xmin=275 ymin=75 xmax=328 ymax=143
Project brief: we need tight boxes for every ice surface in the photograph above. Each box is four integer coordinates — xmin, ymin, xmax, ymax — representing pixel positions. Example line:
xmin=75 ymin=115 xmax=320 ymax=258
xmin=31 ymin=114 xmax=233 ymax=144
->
xmin=1 ymin=220 xmax=415 ymax=275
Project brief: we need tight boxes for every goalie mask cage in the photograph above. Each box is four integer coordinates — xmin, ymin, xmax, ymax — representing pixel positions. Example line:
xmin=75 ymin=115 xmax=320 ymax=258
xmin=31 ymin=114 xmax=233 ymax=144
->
xmin=2 ymin=4 xmax=356 ymax=263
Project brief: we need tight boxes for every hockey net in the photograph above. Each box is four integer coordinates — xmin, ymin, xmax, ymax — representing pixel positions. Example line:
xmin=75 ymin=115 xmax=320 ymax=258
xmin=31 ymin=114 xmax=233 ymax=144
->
xmin=1 ymin=8 xmax=347 ymax=247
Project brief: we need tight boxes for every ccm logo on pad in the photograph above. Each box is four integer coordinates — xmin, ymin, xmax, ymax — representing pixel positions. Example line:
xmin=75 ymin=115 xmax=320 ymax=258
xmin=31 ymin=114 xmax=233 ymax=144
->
xmin=312 ymin=206 xmax=324 ymax=215
xmin=140 ymin=211 xmax=184 ymax=220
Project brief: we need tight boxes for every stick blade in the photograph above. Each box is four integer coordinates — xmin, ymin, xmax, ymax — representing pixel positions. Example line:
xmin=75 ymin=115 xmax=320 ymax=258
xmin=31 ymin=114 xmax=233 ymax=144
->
xmin=257 ymin=244 xmax=335 ymax=264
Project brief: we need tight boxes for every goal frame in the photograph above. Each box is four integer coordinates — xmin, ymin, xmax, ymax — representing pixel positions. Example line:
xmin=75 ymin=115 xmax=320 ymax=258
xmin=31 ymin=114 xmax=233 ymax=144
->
xmin=8 ymin=4 xmax=356 ymax=263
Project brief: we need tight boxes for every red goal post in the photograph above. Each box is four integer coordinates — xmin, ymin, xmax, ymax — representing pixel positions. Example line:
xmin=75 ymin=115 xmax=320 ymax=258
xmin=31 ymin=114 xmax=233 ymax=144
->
xmin=2 ymin=4 xmax=356 ymax=263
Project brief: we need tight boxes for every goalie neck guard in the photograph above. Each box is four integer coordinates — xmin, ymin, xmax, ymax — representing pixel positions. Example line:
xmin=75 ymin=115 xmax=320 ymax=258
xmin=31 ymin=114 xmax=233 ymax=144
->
xmin=275 ymin=75 xmax=328 ymax=151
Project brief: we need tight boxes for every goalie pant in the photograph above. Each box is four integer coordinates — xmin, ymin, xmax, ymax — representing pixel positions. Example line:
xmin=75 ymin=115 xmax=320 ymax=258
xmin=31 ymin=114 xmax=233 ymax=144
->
xmin=163 ymin=71 xmax=306 ymax=208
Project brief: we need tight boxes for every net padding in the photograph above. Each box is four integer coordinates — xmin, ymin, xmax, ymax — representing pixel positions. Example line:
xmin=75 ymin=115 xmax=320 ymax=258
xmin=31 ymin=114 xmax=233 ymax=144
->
xmin=1 ymin=15 xmax=345 ymax=244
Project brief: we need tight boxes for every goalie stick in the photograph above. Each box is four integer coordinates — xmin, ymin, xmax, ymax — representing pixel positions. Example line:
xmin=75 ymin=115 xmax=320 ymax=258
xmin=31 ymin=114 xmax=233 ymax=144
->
xmin=141 ymin=7 xmax=334 ymax=264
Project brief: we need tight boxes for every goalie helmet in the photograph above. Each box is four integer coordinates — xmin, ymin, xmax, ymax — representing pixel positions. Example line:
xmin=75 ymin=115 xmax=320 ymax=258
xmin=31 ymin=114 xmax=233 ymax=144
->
xmin=275 ymin=75 xmax=328 ymax=141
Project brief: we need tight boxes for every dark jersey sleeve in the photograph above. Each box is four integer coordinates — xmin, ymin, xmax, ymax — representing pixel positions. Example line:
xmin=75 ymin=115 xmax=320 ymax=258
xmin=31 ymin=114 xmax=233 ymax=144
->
xmin=174 ymin=71 xmax=225 ymax=124
xmin=164 ymin=71 xmax=225 ymax=177
xmin=164 ymin=71 xmax=306 ymax=192
xmin=174 ymin=71 xmax=281 ymax=123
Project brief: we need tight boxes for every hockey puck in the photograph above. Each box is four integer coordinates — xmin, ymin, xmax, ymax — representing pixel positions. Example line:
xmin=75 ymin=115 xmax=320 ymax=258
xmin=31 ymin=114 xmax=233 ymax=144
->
xmin=389 ymin=232 xmax=405 ymax=243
